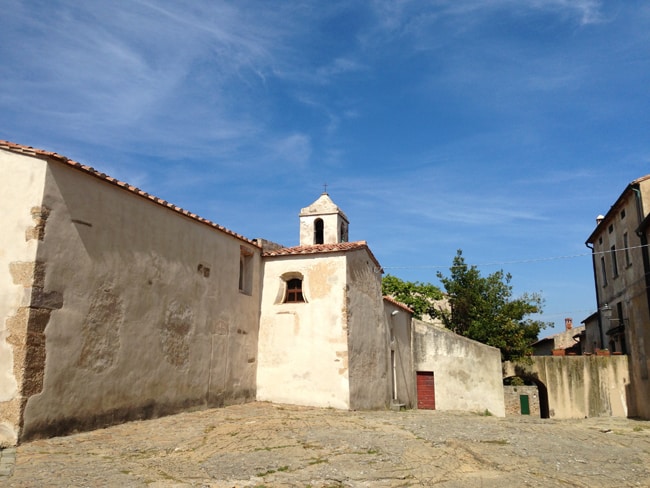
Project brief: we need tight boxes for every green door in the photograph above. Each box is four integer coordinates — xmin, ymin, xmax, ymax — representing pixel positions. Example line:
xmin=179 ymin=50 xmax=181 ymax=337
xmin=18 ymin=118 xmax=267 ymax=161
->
xmin=520 ymin=395 xmax=530 ymax=415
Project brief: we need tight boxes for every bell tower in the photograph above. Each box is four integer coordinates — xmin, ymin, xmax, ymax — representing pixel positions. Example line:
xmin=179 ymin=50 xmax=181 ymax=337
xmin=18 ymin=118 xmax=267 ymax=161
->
xmin=299 ymin=192 xmax=349 ymax=246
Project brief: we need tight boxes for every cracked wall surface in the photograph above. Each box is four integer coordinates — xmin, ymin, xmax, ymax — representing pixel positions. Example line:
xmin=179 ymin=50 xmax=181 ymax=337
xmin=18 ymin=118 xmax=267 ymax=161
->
xmin=2 ymin=150 xmax=262 ymax=444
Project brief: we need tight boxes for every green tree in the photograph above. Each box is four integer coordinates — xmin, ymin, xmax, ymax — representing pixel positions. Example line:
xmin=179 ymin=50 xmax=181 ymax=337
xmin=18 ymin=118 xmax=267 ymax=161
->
xmin=434 ymin=249 xmax=547 ymax=361
xmin=381 ymin=274 xmax=443 ymax=321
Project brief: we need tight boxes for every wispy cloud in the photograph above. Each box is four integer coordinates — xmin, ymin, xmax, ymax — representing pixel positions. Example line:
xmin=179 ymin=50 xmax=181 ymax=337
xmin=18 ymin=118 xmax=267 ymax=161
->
xmin=0 ymin=0 xmax=311 ymax=165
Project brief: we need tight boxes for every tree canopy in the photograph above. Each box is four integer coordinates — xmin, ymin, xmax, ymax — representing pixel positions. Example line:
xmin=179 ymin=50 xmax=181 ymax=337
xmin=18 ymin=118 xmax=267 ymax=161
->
xmin=433 ymin=249 xmax=547 ymax=361
xmin=381 ymin=274 xmax=443 ymax=321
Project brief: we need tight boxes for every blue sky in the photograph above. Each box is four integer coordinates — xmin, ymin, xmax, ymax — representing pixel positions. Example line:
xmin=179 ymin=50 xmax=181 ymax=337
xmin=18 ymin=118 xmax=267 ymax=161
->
xmin=1 ymin=1 xmax=649 ymax=336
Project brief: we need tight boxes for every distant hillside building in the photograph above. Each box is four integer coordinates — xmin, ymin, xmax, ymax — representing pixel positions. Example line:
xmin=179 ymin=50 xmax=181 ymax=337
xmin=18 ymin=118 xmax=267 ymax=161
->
xmin=532 ymin=318 xmax=584 ymax=356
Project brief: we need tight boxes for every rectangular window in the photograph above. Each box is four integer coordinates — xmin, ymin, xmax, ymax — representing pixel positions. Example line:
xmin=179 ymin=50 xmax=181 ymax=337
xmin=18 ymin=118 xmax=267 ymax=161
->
xmin=285 ymin=278 xmax=304 ymax=303
xmin=624 ymin=232 xmax=631 ymax=267
xmin=239 ymin=246 xmax=254 ymax=295
xmin=611 ymin=246 xmax=618 ymax=278
xmin=601 ymin=256 xmax=608 ymax=287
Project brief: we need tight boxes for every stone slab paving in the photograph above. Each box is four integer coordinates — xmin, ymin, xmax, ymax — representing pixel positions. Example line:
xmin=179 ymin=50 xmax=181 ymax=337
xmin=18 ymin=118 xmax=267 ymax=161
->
xmin=4 ymin=402 xmax=650 ymax=487
xmin=0 ymin=447 xmax=16 ymax=478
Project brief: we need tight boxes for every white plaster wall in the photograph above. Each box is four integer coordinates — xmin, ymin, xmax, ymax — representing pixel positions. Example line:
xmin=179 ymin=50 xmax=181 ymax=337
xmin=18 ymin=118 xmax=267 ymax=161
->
xmin=346 ymin=250 xmax=390 ymax=410
xmin=413 ymin=320 xmax=505 ymax=416
xmin=299 ymin=214 xmax=343 ymax=246
xmin=19 ymin=159 xmax=262 ymax=441
xmin=0 ymin=151 xmax=48 ymax=446
xmin=257 ymin=253 xmax=350 ymax=409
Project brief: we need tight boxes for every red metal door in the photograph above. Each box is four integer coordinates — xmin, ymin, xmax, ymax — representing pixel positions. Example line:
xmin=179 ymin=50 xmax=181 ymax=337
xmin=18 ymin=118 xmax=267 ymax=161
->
xmin=417 ymin=371 xmax=435 ymax=410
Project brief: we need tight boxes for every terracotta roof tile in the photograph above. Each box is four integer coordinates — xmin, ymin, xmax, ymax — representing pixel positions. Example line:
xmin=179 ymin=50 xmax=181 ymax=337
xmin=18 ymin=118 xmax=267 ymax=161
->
xmin=383 ymin=295 xmax=414 ymax=313
xmin=263 ymin=241 xmax=383 ymax=272
xmin=0 ymin=140 xmax=259 ymax=247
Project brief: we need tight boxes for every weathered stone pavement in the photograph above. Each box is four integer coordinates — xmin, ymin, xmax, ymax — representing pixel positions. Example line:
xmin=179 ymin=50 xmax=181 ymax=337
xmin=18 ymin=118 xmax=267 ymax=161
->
xmin=4 ymin=402 xmax=650 ymax=487
xmin=0 ymin=447 xmax=16 ymax=478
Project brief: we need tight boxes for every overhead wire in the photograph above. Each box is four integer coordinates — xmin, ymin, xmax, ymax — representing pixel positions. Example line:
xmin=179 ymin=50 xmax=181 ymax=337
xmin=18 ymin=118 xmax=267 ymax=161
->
xmin=381 ymin=243 xmax=650 ymax=270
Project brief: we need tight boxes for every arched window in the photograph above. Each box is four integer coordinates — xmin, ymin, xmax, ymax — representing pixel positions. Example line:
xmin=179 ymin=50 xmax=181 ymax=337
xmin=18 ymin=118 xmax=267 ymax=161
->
xmin=314 ymin=218 xmax=324 ymax=244
xmin=284 ymin=278 xmax=304 ymax=303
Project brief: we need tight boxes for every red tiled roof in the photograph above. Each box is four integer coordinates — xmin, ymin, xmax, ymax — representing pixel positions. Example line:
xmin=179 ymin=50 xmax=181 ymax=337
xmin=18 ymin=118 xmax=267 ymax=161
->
xmin=0 ymin=140 xmax=259 ymax=246
xmin=383 ymin=295 xmax=414 ymax=314
xmin=263 ymin=241 xmax=383 ymax=272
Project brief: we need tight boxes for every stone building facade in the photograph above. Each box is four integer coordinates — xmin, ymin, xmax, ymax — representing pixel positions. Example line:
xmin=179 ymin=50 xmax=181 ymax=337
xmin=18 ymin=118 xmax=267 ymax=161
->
xmin=585 ymin=175 xmax=650 ymax=419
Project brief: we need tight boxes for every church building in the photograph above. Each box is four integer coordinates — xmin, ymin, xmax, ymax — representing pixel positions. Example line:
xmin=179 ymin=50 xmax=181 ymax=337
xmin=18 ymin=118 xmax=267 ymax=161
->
xmin=0 ymin=140 xmax=416 ymax=445
xmin=258 ymin=194 xmax=411 ymax=410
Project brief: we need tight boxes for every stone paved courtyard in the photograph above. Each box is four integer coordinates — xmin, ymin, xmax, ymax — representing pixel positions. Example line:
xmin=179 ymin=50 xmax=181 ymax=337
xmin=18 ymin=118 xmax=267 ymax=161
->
xmin=4 ymin=402 xmax=650 ymax=487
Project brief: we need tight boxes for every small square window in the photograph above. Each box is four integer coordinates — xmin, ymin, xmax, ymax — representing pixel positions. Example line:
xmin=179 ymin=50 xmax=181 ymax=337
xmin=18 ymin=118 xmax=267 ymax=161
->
xmin=608 ymin=224 xmax=614 ymax=234
xmin=285 ymin=278 xmax=304 ymax=303
xmin=621 ymin=209 xmax=626 ymax=219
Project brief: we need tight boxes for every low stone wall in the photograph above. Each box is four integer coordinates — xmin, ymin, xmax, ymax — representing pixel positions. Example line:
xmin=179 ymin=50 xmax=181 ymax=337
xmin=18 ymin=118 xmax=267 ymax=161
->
xmin=504 ymin=385 xmax=540 ymax=417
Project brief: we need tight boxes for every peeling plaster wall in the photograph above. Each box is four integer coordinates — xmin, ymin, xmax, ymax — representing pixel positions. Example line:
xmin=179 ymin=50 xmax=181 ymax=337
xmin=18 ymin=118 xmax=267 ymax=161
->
xmin=346 ymin=250 xmax=390 ymax=410
xmin=413 ymin=320 xmax=506 ymax=416
xmin=0 ymin=151 xmax=48 ymax=446
xmin=526 ymin=356 xmax=629 ymax=418
xmin=257 ymin=253 xmax=350 ymax=408
xmin=10 ymin=157 xmax=261 ymax=442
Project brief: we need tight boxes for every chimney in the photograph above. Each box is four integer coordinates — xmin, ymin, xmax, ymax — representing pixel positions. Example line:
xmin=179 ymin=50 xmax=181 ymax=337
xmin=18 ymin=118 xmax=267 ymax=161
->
xmin=565 ymin=318 xmax=573 ymax=330
xmin=596 ymin=215 xmax=605 ymax=225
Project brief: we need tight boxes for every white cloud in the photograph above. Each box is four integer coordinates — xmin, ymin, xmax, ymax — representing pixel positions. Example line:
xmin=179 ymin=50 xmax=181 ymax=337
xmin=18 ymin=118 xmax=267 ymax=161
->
xmin=0 ymin=1 xmax=305 ymax=155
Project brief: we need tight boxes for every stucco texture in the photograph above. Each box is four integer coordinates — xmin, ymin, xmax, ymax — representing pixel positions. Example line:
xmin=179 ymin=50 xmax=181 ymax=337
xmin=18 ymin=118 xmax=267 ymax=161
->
xmin=4 ymin=154 xmax=262 ymax=443
xmin=346 ymin=250 xmax=390 ymax=410
xmin=413 ymin=320 xmax=506 ymax=416
xmin=257 ymin=253 xmax=351 ymax=409
xmin=506 ymin=356 xmax=629 ymax=419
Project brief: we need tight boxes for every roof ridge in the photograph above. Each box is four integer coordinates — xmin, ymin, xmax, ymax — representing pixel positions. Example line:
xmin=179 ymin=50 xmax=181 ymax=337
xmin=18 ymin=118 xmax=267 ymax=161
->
xmin=262 ymin=240 xmax=383 ymax=273
xmin=0 ymin=140 xmax=259 ymax=247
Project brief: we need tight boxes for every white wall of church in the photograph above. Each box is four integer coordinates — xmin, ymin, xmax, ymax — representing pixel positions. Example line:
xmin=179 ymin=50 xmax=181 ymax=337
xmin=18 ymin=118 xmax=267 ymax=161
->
xmin=3 ymin=153 xmax=263 ymax=443
xmin=299 ymin=214 xmax=343 ymax=245
xmin=0 ymin=150 xmax=48 ymax=447
xmin=257 ymin=253 xmax=351 ymax=409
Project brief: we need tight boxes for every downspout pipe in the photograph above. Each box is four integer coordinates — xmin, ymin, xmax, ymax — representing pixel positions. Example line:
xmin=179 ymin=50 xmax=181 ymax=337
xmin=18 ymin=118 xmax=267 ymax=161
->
xmin=585 ymin=241 xmax=604 ymax=348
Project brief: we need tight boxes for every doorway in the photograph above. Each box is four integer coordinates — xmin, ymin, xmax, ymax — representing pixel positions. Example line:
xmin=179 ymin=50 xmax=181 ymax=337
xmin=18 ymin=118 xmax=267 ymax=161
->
xmin=416 ymin=371 xmax=435 ymax=410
